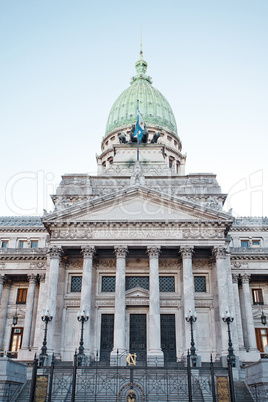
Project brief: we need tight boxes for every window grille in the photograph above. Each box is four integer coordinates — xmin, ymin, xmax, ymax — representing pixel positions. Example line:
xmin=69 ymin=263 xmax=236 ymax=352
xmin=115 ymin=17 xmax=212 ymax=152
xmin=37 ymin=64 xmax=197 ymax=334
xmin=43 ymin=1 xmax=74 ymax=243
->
xmin=194 ymin=276 xmax=206 ymax=292
xmin=126 ymin=276 xmax=149 ymax=290
xmin=159 ymin=276 xmax=175 ymax=292
xmin=71 ymin=276 xmax=82 ymax=292
xmin=102 ymin=276 xmax=116 ymax=292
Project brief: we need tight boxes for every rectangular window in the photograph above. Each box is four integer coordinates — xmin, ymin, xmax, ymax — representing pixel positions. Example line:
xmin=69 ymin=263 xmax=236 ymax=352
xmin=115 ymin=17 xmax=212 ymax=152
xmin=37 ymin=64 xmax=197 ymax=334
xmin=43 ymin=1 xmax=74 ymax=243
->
xmin=19 ymin=241 xmax=26 ymax=248
xmin=1 ymin=241 xmax=8 ymax=248
xmin=70 ymin=276 xmax=82 ymax=292
xmin=252 ymin=240 xmax=260 ymax=247
xmin=252 ymin=289 xmax=264 ymax=305
xmin=17 ymin=289 xmax=28 ymax=304
xmin=126 ymin=276 xmax=149 ymax=291
xmin=159 ymin=276 xmax=175 ymax=292
xmin=255 ymin=328 xmax=268 ymax=357
xmin=194 ymin=276 xmax=206 ymax=292
xmin=102 ymin=276 xmax=116 ymax=292
xmin=241 ymin=240 xmax=249 ymax=248
xmin=31 ymin=241 xmax=38 ymax=248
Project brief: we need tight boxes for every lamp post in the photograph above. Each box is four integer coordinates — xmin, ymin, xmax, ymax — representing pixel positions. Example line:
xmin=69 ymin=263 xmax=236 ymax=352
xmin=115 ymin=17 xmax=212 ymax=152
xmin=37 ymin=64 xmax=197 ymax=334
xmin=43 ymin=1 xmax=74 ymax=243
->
xmin=77 ymin=307 xmax=89 ymax=365
xmin=40 ymin=308 xmax=53 ymax=365
xmin=185 ymin=307 xmax=197 ymax=367
xmin=222 ymin=307 xmax=235 ymax=402
xmin=261 ymin=310 xmax=267 ymax=326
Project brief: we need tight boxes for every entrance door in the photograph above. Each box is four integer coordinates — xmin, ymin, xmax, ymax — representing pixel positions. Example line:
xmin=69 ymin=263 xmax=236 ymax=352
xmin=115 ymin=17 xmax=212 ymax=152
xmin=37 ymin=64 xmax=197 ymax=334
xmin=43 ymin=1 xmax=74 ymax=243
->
xmin=161 ymin=314 xmax=176 ymax=362
xmin=9 ymin=327 xmax=23 ymax=358
xmin=130 ymin=314 xmax=146 ymax=362
xmin=100 ymin=314 xmax=114 ymax=361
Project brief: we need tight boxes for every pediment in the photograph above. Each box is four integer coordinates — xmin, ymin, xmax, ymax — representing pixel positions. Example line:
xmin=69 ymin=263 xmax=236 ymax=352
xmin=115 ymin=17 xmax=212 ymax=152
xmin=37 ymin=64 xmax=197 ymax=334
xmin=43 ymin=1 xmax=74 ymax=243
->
xmin=125 ymin=286 xmax=149 ymax=298
xmin=43 ymin=185 xmax=232 ymax=224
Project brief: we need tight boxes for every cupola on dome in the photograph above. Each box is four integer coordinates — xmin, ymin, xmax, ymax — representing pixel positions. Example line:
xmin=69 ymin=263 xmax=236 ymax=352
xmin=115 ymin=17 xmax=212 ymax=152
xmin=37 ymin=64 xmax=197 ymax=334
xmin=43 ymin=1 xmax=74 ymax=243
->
xmin=105 ymin=49 xmax=178 ymax=138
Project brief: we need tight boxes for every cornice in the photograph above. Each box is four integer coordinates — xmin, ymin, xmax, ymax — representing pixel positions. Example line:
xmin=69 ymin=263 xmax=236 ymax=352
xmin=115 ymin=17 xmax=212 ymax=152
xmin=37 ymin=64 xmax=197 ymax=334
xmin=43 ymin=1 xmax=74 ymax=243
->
xmin=0 ymin=227 xmax=46 ymax=233
xmin=0 ymin=248 xmax=48 ymax=261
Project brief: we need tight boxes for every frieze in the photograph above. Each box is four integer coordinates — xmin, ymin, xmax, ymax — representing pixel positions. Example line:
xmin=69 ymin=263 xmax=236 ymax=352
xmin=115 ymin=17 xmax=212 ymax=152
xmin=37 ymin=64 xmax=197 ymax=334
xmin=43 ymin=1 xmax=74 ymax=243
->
xmin=159 ymin=259 xmax=181 ymax=269
xmin=195 ymin=299 xmax=214 ymax=308
xmin=183 ymin=229 xmax=224 ymax=239
xmin=192 ymin=259 xmax=213 ymax=270
xmin=96 ymin=260 xmax=116 ymax=269
xmin=64 ymin=300 xmax=81 ymax=307
xmin=52 ymin=229 xmax=92 ymax=239
xmin=231 ymin=262 xmax=249 ymax=270
xmin=30 ymin=262 xmax=46 ymax=270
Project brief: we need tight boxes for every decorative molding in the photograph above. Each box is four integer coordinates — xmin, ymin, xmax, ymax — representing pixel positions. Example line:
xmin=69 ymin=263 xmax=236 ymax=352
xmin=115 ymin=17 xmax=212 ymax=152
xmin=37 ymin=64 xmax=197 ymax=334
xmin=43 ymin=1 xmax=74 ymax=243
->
xmin=0 ymin=263 xmax=5 ymax=270
xmin=30 ymin=262 xmax=46 ymax=270
xmin=114 ymin=246 xmax=128 ymax=258
xmin=96 ymin=260 xmax=116 ymax=269
xmin=159 ymin=259 xmax=181 ymax=269
xmin=192 ymin=259 xmax=213 ymax=270
xmin=147 ymin=246 xmax=161 ymax=258
xmin=231 ymin=262 xmax=249 ymax=270
xmin=183 ymin=229 xmax=224 ymax=239
xmin=27 ymin=274 xmax=38 ymax=284
xmin=180 ymin=246 xmax=194 ymax=258
xmin=0 ymin=248 xmax=47 ymax=261
xmin=195 ymin=299 xmax=214 ymax=308
xmin=66 ymin=259 xmax=83 ymax=269
xmin=39 ymin=274 xmax=46 ymax=283
xmin=81 ymin=246 xmax=95 ymax=258
xmin=52 ymin=229 xmax=92 ymax=239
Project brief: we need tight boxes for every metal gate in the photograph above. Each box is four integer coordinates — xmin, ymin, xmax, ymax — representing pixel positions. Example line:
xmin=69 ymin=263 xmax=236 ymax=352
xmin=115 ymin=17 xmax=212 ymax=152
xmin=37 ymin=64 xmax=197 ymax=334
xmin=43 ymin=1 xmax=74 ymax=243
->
xmin=130 ymin=314 xmax=146 ymax=362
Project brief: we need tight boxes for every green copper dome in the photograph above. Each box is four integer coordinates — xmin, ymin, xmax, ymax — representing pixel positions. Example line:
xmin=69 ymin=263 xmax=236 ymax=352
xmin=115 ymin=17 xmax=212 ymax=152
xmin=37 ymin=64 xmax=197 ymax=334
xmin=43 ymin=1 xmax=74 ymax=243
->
xmin=105 ymin=50 xmax=178 ymax=137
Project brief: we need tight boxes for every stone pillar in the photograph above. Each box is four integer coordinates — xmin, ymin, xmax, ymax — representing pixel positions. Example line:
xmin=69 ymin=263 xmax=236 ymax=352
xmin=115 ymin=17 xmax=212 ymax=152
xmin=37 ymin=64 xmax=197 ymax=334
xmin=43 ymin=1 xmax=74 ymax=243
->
xmin=225 ymin=253 xmax=239 ymax=352
xmin=0 ymin=274 xmax=5 ymax=304
xmin=180 ymin=246 xmax=195 ymax=355
xmin=21 ymin=274 xmax=37 ymax=350
xmin=147 ymin=246 xmax=164 ymax=366
xmin=241 ymin=274 xmax=259 ymax=357
xmin=0 ymin=280 xmax=11 ymax=350
xmin=232 ymin=274 xmax=245 ymax=350
xmin=110 ymin=246 xmax=128 ymax=364
xmin=47 ymin=246 xmax=62 ymax=352
xmin=33 ymin=274 xmax=46 ymax=353
xmin=213 ymin=246 xmax=229 ymax=358
xmin=80 ymin=246 xmax=95 ymax=355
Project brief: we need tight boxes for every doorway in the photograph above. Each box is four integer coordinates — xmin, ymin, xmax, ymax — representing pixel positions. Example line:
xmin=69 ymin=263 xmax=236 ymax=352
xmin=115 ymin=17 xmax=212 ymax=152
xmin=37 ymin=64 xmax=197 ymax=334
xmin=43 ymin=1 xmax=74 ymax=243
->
xmin=130 ymin=314 xmax=146 ymax=362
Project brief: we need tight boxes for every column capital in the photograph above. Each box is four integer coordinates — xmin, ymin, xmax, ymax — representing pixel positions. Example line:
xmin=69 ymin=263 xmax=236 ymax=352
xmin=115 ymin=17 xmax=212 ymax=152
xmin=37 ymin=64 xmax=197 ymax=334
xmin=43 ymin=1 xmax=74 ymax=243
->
xmin=39 ymin=273 xmax=46 ymax=283
xmin=27 ymin=274 xmax=38 ymax=284
xmin=180 ymin=246 xmax=194 ymax=258
xmin=81 ymin=246 xmax=95 ymax=258
xmin=114 ymin=246 xmax=128 ymax=258
xmin=147 ymin=246 xmax=161 ymax=258
xmin=48 ymin=246 xmax=62 ymax=259
xmin=4 ymin=278 xmax=12 ymax=289
xmin=232 ymin=273 xmax=239 ymax=284
xmin=241 ymin=273 xmax=251 ymax=284
xmin=212 ymin=245 xmax=227 ymax=259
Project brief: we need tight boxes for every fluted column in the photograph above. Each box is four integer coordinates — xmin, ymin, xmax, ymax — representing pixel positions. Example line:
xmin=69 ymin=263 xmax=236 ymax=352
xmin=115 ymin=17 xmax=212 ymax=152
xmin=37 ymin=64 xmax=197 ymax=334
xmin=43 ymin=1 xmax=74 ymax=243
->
xmin=47 ymin=246 xmax=62 ymax=352
xmin=80 ymin=246 xmax=95 ymax=354
xmin=232 ymin=274 xmax=245 ymax=350
xmin=0 ymin=274 xmax=5 ymax=304
xmin=213 ymin=246 xmax=229 ymax=357
xmin=180 ymin=246 xmax=195 ymax=354
xmin=111 ymin=246 xmax=128 ymax=363
xmin=0 ymin=280 xmax=11 ymax=350
xmin=241 ymin=273 xmax=258 ymax=351
xmin=21 ymin=274 xmax=37 ymax=349
xmin=147 ymin=246 xmax=164 ymax=365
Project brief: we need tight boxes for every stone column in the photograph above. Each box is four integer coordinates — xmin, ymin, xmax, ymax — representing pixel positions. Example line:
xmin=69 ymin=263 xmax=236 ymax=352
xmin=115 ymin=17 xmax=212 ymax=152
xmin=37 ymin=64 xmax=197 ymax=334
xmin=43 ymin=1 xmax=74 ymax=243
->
xmin=80 ymin=246 xmax=95 ymax=355
xmin=0 ymin=274 xmax=5 ymax=304
xmin=0 ymin=280 xmax=11 ymax=350
xmin=232 ymin=274 xmax=245 ymax=350
xmin=21 ymin=274 xmax=37 ymax=349
xmin=241 ymin=274 xmax=259 ymax=355
xmin=225 ymin=253 xmax=239 ymax=353
xmin=147 ymin=246 xmax=164 ymax=366
xmin=33 ymin=274 xmax=46 ymax=352
xmin=180 ymin=246 xmax=195 ymax=355
xmin=111 ymin=246 xmax=128 ymax=364
xmin=47 ymin=246 xmax=62 ymax=352
xmin=213 ymin=246 xmax=229 ymax=358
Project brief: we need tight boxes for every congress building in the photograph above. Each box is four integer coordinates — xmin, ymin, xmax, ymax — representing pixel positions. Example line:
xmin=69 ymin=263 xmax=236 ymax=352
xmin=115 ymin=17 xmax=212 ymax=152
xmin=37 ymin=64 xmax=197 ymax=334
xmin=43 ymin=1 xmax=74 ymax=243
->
xmin=0 ymin=49 xmax=268 ymax=401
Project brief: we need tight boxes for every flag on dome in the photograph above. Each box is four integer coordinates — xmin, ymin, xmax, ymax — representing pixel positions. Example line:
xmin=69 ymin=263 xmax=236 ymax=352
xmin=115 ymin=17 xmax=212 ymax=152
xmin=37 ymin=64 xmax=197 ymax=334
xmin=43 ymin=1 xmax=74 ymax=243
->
xmin=133 ymin=107 xmax=144 ymax=142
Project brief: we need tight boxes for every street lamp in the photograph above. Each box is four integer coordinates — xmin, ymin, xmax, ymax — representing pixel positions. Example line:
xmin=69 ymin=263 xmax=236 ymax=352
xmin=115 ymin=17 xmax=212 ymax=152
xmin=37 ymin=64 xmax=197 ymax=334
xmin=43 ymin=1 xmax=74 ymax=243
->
xmin=40 ymin=308 xmax=53 ymax=365
xmin=77 ymin=307 xmax=89 ymax=365
xmin=222 ymin=307 xmax=235 ymax=402
xmin=185 ymin=307 xmax=197 ymax=367
xmin=261 ymin=309 xmax=267 ymax=326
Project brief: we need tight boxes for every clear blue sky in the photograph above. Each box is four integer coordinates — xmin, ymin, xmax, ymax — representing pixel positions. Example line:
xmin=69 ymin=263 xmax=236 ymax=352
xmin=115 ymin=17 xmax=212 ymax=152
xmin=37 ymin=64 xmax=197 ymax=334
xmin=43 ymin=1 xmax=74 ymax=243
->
xmin=0 ymin=0 xmax=267 ymax=216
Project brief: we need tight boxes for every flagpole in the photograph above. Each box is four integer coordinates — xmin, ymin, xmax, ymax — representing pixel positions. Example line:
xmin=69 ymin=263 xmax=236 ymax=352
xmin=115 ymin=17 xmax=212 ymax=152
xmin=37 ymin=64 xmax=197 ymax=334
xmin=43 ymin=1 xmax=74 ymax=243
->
xmin=137 ymin=99 xmax=140 ymax=162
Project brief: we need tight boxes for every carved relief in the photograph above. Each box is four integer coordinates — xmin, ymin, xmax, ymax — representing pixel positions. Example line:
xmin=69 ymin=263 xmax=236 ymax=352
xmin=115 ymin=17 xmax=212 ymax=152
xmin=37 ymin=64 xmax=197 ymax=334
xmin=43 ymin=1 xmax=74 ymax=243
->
xmin=30 ymin=262 xmax=45 ymax=270
xmin=241 ymin=273 xmax=251 ymax=284
xmin=213 ymin=246 xmax=227 ymax=259
xmin=159 ymin=259 xmax=181 ymax=269
xmin=183 ymin=229 xmax=223 ymax=239
xmin=48 ymin=246 xmax=62 ymax=258
xmin=96 ymin=260 xmax=116 ymax=269
xmin=52 ymin=229 xmax=92 ymax=239
xmin=231 ymin=262 xmax=249 ymax=270
xmin=192 ymin=259 xmax=212 ymax=270
xmin=81 ymin=246 xmax=95 ymax=258
xmin=66 ymin=260 xmax=83 ymax=269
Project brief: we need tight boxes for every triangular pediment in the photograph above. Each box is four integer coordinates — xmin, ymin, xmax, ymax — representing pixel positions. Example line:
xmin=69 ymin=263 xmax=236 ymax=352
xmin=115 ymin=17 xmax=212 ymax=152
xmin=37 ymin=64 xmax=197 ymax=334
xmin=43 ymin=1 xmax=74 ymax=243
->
xmin=125 ymin=286 xmax=149 ymax=298
xmin=43 ymin=185 xmax=232 ymax=224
